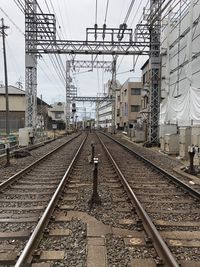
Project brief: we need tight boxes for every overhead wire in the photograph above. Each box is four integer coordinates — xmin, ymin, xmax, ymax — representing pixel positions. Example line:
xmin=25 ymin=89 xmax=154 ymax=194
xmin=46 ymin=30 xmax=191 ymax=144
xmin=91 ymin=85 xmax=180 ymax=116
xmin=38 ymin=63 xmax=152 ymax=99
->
xmin=95 ymin=0 xmax=98 ymax=25
xmin=104 ymin=0 xmax=110 ymax=24
xmin=0 ymin=6 xmax=24 ymax=36
xmin=11 ymin=0 xmax=66 ymax=91
xmin=35 ymin=1 xmax=66 ymax=84
xmin=116 ymin=0 xmax=145 ymax=74
xmin=123 ymin=0 xmax=136 ymax=24
xmin=46 ymin=0 xmax=78 ymax=89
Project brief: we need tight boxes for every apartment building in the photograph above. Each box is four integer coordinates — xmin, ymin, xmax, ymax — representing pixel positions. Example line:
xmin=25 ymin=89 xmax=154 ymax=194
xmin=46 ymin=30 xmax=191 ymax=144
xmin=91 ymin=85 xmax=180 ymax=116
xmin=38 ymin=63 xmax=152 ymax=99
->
xmin=116 ymin=78 xmax=142 ymax=132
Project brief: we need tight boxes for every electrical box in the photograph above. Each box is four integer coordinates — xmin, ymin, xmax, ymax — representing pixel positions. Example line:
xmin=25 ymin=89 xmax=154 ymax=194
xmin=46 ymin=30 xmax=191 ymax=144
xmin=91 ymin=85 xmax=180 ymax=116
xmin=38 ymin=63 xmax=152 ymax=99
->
xmin=164 ymin=133 xmax=179 ymax=154
xmin=135 ymin=130 xmax=145 ymax=142
xmin=159 ymin=124 xmax=178 ymax=138
xmin=179 ymin=127 xmax=191 ymax=159
xmin=191 ymin=126 xmax=200 ymax=146
xmin=19 ymin=127 xmax=34 ymax=147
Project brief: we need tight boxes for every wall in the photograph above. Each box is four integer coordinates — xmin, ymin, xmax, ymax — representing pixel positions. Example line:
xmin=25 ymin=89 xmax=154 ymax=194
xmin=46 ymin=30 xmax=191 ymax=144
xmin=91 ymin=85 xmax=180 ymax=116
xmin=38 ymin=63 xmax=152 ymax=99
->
xmin=0 ymin=95 xmax=25 ymax=111
xmin=160 ymin=0 xmax=200 ymax=126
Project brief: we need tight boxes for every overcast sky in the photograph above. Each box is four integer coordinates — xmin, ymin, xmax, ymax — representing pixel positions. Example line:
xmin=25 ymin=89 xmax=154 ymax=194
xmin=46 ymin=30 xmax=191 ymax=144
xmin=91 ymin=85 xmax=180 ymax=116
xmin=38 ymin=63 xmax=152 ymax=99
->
xmin=0 ymin=0 xmax=149 ymax=117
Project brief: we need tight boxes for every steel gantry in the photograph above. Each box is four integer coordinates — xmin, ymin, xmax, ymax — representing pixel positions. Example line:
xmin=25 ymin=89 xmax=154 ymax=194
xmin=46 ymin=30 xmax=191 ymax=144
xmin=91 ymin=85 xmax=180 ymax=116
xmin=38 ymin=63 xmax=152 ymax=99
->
xmin=65 ymin=59 xmax=113 ymax=130
xmin=148 ymin=0 xmax=162 ymax=145
xmin=25 ymin=0 xmax=56 ymax=128
xmin=25 ymin=0 xmax=37 ymax=128
xmin=25 ymin=1 xmax=162 ymax=143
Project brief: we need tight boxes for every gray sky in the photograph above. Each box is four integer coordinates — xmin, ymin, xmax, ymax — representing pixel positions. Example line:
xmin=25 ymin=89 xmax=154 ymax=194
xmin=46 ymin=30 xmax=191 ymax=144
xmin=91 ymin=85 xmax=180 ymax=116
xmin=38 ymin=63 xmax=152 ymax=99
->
xmin=0 ymin=0 xmax=149 ymax=116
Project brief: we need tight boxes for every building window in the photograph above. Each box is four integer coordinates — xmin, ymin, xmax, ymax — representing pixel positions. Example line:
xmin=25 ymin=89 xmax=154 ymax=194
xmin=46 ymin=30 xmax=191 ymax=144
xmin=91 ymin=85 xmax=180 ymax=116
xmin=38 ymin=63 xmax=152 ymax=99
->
xmin=131 ymin=105 xmax=140 ymax=112
xmin=124 ymin=103 xmax=128 ymax=116
xmin=131 ymin=88 xmax=141 ymax=95
xmin=55 ymin=112 xmax=62 ymax=119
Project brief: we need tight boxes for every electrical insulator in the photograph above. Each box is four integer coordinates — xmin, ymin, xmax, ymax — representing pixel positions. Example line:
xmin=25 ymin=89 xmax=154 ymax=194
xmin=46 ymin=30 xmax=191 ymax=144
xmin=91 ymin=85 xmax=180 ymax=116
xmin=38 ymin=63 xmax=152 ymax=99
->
xmin=72 ymin=103 xmax=76 ymax=113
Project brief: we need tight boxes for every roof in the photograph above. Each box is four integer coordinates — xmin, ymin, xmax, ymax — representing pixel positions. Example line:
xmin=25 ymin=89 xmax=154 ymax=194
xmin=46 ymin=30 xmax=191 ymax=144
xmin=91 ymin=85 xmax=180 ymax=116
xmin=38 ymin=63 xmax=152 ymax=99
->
xmin=140 ymin=59 xmax=149 ymax=70
xmin=0 ymin=85 xmax=25 ymax=95
xmin=49 ymin=102 xmax=65 ymax=112
xmin=0 ymin=85 xmax=50 ymax=106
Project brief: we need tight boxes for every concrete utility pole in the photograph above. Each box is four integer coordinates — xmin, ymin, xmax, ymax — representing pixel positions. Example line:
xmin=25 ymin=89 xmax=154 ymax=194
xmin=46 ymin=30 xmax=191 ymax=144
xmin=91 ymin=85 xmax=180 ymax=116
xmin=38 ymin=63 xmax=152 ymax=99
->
xmin=0 ymin=18 xmax=10 ymax=166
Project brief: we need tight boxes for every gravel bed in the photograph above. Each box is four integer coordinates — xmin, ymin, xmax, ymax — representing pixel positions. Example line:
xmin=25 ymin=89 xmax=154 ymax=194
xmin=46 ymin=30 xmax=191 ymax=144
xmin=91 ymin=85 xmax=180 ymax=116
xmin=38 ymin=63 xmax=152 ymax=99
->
xmin=170 ymin=247 xmax=200 ymax=261
xmin=150 ymin=211 xmax=200 ymax=221
xmin=114 ymin=134 xmax=200 ymax=187
xmin=156 ymin=225 xmax=200 ymax=231
xmin=34 ymin=219 xmax=87 ymax=267
xmin=0 ymin=239 xmax=27 ymax=253
xmin=106 ymin=234 xmax=158 ymax=267
xmin=0 ymin=134 xmax=78 ymax=183
xmin=143 ymin=202 xmax=200 ymax=209
xmin=0 ymin=222 xmax=35 ymax=232
xmin=0 ymin=201 xmax=48 ymax=207
xmin=74 ymin=186 xmax=139 ymax=230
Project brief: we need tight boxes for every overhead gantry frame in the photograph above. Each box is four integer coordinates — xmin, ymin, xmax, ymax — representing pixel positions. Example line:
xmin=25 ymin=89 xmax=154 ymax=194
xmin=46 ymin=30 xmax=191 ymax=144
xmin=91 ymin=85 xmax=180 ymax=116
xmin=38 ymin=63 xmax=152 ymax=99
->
xmin=25 ymin=0 xmax=162 ymax=144
xmin=65 ymin=59 xmax=114 ymax=130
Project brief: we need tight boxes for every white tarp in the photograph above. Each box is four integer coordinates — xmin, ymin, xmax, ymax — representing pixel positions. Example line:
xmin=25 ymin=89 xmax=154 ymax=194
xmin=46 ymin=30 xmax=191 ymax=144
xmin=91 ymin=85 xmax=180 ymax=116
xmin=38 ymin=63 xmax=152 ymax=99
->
xmin=160 ymin=87 xmax=200 ymax=126
xmin=160 ymin=0 xmax=200 ymax=127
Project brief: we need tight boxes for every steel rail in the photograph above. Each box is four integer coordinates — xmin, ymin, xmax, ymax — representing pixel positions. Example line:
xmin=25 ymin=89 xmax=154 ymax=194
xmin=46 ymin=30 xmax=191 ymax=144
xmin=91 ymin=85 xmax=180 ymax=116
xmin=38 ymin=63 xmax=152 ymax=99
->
xmin=102 ymin=133 xmax=200 ymax=200
xmin=15 ymin=134 xmax=87 ymax=266
xmin=97 ymin=134 xmax=180 ymax=267
xmin=0 ymin=133 xmax=81 ymax=192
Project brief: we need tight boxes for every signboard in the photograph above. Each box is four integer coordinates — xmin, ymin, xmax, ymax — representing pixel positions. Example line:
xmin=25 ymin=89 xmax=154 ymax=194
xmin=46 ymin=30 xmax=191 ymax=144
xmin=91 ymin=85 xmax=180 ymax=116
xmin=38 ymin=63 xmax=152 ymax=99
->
xmin=52 ymin=124 xmax=57 ymax=130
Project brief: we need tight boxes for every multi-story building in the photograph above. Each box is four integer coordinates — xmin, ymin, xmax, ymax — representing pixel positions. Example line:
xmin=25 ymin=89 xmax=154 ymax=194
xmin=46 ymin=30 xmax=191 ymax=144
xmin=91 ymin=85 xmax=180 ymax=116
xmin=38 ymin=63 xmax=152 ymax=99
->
xmin=138 ymin=59 xmax=151 ymax=142
xmin=116 ymin=78 xmax=142 ymax=133
xmin=48 ymin=102 xmax=66 ymax=129
xmin=97 ymin=80 xmax=121 ymax=129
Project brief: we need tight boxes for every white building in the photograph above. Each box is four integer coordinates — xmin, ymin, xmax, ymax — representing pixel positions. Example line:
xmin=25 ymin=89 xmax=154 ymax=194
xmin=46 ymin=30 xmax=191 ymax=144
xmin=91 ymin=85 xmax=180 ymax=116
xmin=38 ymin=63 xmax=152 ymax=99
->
xmin=96 ymin=80 xmax=121 ymax=129
xmin=160 ymin=0 xmax=200 ymax=127
xmin=159 ymin=1 xmax=200 ymax=156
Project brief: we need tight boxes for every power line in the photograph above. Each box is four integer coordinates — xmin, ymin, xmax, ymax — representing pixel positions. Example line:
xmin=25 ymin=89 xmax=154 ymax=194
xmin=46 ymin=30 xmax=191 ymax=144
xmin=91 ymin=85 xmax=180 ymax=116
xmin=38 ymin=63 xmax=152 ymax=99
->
xmin=104 ymin=0 xmax=110 ymax=24
xmin=12 ymin=0 xmax=66 ymax=89
xmin=35 ymin=1 xmax=66 ymax=84
xmin=0 ymin=7 xmax=24 ymax=36
xmin=123 ymin=0 xmax=136 ymax=24
xmin=95 ymin=0 xmax=98 ymax=25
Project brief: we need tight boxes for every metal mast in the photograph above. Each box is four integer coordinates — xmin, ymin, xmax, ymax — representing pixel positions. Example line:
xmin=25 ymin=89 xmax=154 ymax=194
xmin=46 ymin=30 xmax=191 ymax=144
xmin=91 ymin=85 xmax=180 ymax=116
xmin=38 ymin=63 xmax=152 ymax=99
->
xmin=25 ymin=0 xmax=37 ymax=128
xmin=149 ymin=0 xmax=161 ymax=144
xmin=111 ymin=57 xmax=117 ymax=133
xmin=66 ymin=61 xmax=71 ymax=131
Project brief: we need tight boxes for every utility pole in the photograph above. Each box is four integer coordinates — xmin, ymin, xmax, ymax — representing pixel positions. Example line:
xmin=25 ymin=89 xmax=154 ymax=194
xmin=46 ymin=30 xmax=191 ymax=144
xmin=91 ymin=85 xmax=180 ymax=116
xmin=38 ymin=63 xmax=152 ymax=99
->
xmin=0 ymin=18 xmax=10 ymax=166
xmin=111 ymin=56 xmax=117 ymax=134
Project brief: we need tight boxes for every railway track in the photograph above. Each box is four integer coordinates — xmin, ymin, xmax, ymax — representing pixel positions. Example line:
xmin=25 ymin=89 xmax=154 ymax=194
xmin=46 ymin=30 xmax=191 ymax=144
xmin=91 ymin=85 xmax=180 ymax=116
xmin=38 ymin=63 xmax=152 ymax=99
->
xmin=99 ymin=132 xmax=200 ymax=267
xmin=0 ymin=133 xmax=85 ymax=266
xmin=0 ymin=131 xmax=199 ymax=266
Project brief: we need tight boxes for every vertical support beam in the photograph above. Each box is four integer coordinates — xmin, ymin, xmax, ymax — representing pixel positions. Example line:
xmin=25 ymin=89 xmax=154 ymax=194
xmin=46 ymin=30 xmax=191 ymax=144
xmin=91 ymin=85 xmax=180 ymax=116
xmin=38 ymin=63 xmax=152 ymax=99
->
xmin=1 ymin=18 xmax=10 ymax=166
xmin=149 ymin=0 xmax=161 ymax=145
xmin=25 ymin=0 xmax=37 ymax=128
xmin=96 ymin=100 xmax=100 ymax=129
xmin=111 ymin=57 xmax=117 ymax=133
xmin=66 ymin=61 xmax=71 ymax=131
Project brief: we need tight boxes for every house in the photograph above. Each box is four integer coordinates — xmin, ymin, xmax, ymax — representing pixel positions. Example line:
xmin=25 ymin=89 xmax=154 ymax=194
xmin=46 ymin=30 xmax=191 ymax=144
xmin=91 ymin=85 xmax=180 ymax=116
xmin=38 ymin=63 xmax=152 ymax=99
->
xmin=48 ymin=102 xmax=66 ymax=130
xmin=0 ymin=85 xmax=50 ymax=132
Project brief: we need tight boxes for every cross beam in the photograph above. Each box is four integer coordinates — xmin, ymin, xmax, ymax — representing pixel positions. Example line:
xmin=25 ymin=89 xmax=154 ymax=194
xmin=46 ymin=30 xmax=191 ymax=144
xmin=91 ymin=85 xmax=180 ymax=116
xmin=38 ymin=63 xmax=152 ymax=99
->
xmin=71 ymin=96 xmax=112 ymax=102
xmin=27 ymin=40 xmax=151 ymax=55
xmin=69 ymin=60 xmax=112 ymax=71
